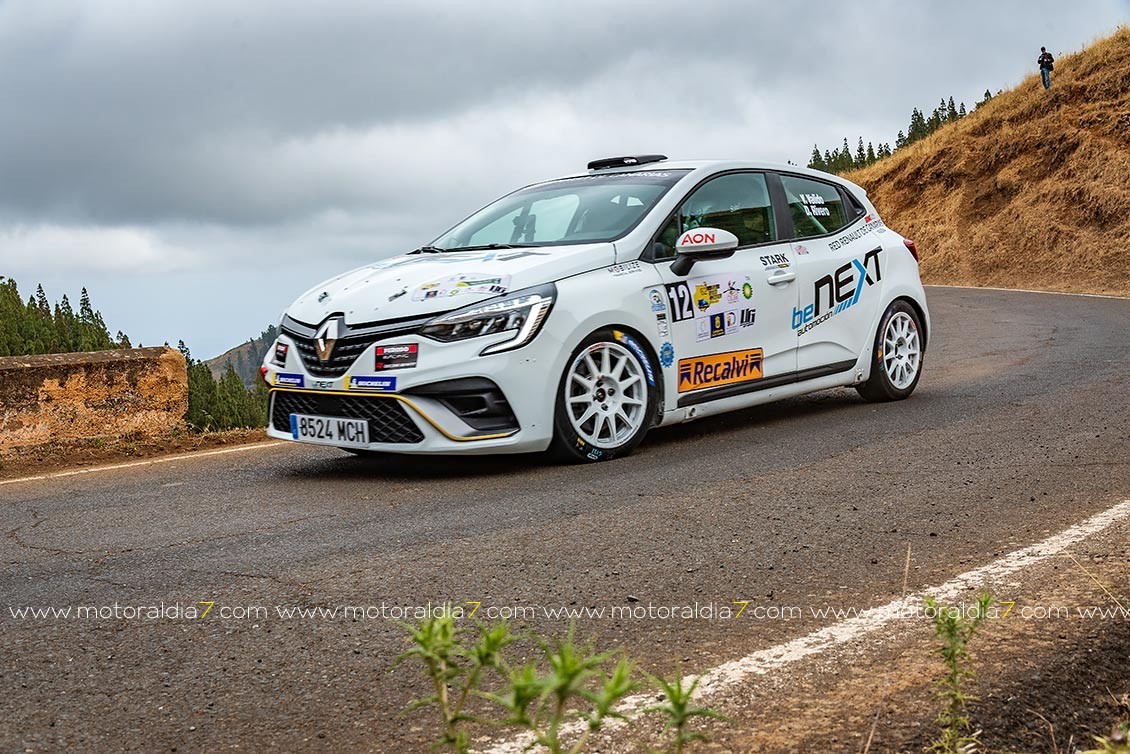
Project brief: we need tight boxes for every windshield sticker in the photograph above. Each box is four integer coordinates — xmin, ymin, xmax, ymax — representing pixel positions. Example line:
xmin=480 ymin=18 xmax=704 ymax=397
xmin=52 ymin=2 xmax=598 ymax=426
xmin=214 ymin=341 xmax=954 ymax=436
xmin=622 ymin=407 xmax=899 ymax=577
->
xmin=547 ymin=171 xmax=683 ymax=185
xmin=412 ymin=273 xmax=511 ymax=301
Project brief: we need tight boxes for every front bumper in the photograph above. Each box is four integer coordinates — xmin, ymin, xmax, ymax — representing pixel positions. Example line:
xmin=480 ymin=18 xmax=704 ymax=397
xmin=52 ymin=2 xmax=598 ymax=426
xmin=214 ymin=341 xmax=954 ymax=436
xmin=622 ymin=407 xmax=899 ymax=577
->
xmin=263 ymin=325 xmax=562 ymax=455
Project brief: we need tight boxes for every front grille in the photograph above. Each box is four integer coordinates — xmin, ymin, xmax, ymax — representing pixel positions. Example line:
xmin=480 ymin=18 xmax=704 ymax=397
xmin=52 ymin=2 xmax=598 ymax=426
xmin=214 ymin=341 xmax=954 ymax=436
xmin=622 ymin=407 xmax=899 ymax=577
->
xmin=290 ymin=335 xmax=381 ymax=378
xmin=280 ymin=313 xmax=436 ymax=378
xmin=271 ymin=391 xmax=425 ymax=444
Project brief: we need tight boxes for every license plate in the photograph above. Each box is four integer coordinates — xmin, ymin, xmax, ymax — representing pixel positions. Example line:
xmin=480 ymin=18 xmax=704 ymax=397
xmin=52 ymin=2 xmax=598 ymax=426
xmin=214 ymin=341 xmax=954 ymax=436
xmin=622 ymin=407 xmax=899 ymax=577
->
xmin=289 ymin=414 xmax=369 ymax=448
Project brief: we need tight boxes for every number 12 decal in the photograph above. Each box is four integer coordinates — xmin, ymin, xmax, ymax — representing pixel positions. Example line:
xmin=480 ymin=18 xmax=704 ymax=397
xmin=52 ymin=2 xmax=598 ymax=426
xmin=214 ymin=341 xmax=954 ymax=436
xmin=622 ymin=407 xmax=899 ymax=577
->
xmin=665 ymin=283 xmax=694 ymax=321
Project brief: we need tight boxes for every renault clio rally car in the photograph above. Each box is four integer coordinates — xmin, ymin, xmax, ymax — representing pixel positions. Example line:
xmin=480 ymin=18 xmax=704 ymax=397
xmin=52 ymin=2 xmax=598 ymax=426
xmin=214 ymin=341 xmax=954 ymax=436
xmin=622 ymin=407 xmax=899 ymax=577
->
xmin=262 ymin=155 xmax=928 ymax=462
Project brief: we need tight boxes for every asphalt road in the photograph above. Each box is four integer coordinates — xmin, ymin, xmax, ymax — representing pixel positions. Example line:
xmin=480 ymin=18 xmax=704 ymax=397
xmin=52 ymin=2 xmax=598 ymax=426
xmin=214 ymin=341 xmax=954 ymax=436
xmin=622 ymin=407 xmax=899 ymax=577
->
xmin=2 ymin=287 xmax=1129 ymax=752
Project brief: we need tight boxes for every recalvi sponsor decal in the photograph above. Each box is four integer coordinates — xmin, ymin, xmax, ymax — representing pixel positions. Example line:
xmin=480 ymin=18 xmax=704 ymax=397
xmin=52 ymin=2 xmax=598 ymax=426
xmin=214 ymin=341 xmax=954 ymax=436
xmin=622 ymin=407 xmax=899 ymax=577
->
xmin=677 ymin=348 xmax=764 ymax=393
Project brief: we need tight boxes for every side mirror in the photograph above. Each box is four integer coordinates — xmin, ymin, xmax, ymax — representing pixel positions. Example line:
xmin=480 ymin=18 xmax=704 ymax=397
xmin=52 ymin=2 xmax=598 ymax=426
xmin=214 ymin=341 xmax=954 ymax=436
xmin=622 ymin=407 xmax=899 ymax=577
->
xmin=669 ymin=228 xmax=739 ymax=276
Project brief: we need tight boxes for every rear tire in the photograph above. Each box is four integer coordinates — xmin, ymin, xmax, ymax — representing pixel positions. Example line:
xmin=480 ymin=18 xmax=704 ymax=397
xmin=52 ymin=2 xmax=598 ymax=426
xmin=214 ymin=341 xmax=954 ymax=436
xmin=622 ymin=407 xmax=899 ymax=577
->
xmin=857 ymin=300 xmax=924 ymax=402
xmin=548 ymin=328 xmax=659 ymax=463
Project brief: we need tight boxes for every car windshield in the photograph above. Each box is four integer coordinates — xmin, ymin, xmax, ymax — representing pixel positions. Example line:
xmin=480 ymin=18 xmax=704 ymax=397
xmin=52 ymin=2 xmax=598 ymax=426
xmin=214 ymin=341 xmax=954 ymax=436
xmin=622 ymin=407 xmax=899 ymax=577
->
xmin=431 ymin=170 xmax=689 ymax=250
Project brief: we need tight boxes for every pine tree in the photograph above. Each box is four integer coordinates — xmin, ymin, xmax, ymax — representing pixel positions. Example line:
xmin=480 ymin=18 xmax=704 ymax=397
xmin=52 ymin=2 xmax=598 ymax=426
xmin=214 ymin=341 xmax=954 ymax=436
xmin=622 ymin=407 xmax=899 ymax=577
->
xmin=908 ymin=109 xmax=928 ymax=142
xmin=841 ymin=138 xmax=854 ymax=171
xmin=808 ymin=145 xmax=825 ymax=171
xmin=895 ymin=130 xmax=907 ymax=149
xmin=946 ymin=96 xmax=958 ymax=122
xmin=0 ymin=278 xmax=25 ymax=357
xmin=34 ymin=284 xmax=50 ymax=316
xmin=958 ymin=102 xmax=967 ymax=118
xmin=866 ymin=142 xmax=876 ymax=164
xmin=855 ymin=137 xmax=866 ymax=165
xmin=0 ymin=280 xmax=126 ymax=357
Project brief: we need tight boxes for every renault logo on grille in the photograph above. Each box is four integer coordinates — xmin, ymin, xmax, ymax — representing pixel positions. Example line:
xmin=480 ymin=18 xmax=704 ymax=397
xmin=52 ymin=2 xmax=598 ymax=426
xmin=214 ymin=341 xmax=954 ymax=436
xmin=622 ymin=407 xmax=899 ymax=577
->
xmin=313 ymin=317 xmax=341 ymax=362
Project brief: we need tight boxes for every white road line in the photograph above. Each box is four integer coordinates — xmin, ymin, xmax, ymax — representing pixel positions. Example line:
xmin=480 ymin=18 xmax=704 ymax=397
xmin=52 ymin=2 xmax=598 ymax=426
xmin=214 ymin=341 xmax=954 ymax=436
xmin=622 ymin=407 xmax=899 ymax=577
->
xmin=0 ymin=441 xmax=286 ymax=487
xmin=480 ymin=498 xmax=1130 ymax=754
xmin=925 ymin=284 xmax=1130 ymax=300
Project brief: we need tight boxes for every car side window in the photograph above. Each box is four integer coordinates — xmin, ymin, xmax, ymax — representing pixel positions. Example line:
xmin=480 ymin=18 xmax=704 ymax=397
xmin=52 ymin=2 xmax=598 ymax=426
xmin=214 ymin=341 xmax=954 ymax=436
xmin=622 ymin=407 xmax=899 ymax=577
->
xmin=652 ymin=173 xmax=776 ymax=260
xmin=779 ymin=174 xmax=851 ymax=239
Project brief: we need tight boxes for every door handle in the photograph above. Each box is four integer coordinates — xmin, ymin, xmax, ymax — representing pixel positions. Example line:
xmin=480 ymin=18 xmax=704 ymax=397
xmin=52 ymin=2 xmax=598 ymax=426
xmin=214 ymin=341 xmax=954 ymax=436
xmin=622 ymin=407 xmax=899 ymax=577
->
xmin=767 ymin=270 xmax=796 ymax=285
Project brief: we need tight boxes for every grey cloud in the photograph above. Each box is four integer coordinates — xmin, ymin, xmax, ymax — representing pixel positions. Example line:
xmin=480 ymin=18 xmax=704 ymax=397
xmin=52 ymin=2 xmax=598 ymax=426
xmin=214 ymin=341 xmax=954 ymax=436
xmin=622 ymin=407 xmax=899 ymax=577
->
xmin=0 ymin=0 xmax=1125 ymax=355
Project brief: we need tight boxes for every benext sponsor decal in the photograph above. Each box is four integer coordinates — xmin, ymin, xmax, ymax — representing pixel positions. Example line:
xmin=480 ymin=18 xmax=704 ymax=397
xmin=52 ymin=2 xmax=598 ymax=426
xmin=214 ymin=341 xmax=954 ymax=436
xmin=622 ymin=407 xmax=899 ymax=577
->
xmin=793 ymin=248 xmax=883 ymax=336
xmin=347 ymin=375 xmax=397 ymax=392
xmin=677 ymin=348 xmax=764 ymax=393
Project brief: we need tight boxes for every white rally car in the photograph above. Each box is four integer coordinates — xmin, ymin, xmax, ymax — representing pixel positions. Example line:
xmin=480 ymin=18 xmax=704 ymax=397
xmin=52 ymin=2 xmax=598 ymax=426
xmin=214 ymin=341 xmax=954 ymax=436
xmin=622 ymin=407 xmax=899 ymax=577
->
xmin=262 ymin=156 xmax=928 ymax=462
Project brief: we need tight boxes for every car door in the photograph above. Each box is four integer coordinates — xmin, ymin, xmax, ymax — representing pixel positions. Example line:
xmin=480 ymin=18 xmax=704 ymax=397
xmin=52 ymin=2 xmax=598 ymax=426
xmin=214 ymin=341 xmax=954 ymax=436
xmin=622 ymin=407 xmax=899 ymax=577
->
xmin=777 ymin=173 xmax=884 ymax=373
xmin=650 ymin=171 xmax=798 ymax=403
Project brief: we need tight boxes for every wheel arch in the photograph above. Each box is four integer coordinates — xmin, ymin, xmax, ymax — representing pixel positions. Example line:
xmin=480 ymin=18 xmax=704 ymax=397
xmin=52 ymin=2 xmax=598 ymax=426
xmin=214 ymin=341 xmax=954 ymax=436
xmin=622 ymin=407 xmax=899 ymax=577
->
xmin=893 ymin=295 xmax=929 ymax=351
xmin=605 ymin=321 xmax=664 ymax=427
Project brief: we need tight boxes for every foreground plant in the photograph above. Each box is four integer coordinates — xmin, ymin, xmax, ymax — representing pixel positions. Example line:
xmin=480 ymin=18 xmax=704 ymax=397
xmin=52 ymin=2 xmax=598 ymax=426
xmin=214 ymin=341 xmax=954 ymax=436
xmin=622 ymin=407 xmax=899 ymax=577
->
xmin=644 ymin=670 xmax=726 ymax=754
xmin=486 ymin=623 xmax=637 ymax=754
xmin=924 ymin=593 xmax=994 ymax=754
xmin=397 ymin=612 xmax=513 ymax=752
xmin=1082 ymin=722 xmax=1130 ymax=754
xmin=399 ymin=616 xmax=727 ymax=753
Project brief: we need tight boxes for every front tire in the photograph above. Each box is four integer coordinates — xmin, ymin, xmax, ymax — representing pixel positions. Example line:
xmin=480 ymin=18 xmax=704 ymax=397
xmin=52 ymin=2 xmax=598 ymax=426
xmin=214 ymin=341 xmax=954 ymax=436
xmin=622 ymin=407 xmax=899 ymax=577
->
xmin=857 ymin=300 xmax=924 ymax=402
xmin=549 ymin=328 xmax=659 ymax=463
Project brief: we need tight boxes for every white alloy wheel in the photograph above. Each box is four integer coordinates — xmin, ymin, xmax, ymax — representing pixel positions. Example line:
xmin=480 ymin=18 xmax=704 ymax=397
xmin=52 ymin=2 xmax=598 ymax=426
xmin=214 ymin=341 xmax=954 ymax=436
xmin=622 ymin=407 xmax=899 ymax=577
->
xmin=882 ymin=311 xmax=921 ymax=389
xmin=564 ymin=342 xmax=648 ymax=449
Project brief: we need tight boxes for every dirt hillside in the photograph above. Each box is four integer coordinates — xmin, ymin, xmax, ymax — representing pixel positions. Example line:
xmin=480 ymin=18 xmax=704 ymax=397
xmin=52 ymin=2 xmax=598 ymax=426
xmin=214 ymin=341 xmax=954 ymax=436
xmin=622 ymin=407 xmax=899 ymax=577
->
xmin=846 ymin=27 xmax=1130 ymax=296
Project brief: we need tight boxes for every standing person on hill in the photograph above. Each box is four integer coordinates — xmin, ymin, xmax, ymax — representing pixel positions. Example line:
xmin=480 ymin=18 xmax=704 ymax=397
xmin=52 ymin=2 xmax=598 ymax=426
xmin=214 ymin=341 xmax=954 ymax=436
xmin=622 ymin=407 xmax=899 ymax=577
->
xmin=1038 ymin=46 xmax=1055 ymax=89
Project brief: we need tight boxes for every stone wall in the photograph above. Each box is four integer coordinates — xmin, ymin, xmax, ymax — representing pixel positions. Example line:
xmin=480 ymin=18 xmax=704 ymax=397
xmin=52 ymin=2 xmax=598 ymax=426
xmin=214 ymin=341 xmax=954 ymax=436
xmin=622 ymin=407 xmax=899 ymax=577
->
xmin=0 ymin=347 xmax=187 ymax=451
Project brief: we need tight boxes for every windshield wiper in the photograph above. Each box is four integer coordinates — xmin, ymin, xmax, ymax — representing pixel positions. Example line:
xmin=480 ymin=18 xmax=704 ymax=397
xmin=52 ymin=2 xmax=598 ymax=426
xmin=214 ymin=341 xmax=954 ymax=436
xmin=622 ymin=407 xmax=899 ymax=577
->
xmin=443 ymin=243 xmax=540 ymax=252
xmin=407 ymin=245 xmax=448 ymax=254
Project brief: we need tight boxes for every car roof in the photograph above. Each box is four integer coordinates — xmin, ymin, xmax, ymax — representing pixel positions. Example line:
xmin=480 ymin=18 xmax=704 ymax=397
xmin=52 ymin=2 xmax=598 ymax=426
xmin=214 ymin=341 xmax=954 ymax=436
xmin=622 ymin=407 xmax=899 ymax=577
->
xmin=549 ymin=159 xmax=867 ymax=195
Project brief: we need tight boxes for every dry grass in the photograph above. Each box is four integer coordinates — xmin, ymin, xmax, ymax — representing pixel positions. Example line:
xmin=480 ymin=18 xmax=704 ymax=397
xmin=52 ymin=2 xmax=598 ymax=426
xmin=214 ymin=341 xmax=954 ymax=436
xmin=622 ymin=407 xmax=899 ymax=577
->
xmin=846 ymin=26 xmax=1130 ymax=296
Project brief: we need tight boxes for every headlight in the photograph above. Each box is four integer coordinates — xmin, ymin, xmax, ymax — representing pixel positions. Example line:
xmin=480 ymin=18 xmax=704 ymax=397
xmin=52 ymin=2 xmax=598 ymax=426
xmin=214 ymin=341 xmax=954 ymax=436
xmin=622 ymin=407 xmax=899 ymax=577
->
xmin=419 ymin=283 xmax=555 ymax=355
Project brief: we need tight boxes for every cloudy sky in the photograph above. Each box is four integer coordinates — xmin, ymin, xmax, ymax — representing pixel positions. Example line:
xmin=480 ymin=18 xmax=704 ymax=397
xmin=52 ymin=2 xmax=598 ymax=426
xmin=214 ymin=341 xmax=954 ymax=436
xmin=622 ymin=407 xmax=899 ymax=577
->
xmin=1 ymin=1 xmax=1125 ymax=358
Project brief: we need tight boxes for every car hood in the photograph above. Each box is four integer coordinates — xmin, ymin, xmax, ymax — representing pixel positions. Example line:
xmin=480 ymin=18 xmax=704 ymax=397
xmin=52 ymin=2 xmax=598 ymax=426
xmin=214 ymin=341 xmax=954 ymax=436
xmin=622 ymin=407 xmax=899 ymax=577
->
xmin=285 ymin=243 xmax=616 ymax=326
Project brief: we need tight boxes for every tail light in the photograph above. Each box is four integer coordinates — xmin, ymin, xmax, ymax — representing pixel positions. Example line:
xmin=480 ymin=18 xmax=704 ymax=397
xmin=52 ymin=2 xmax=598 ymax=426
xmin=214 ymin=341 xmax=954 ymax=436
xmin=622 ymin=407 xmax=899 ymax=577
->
xmin=903 ymin=239 xmax=919 ymax=262
xmin=259 ymin=365 xmax=270 ymax=386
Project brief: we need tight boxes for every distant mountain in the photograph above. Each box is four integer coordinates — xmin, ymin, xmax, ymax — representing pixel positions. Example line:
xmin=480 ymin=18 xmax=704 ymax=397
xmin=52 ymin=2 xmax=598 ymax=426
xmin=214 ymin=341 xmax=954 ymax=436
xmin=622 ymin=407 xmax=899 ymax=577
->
xmin=206 ymin=324 xmax=278 ymax=387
